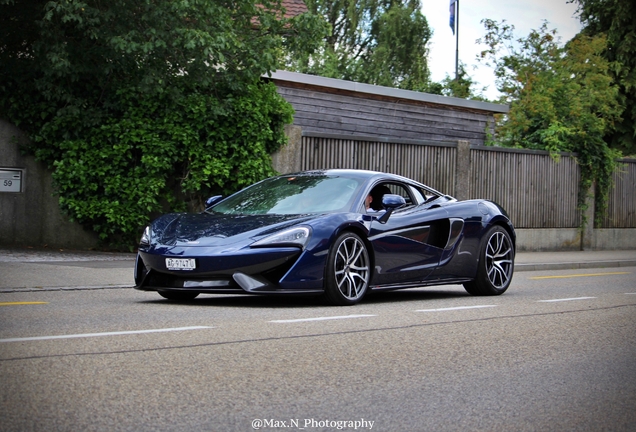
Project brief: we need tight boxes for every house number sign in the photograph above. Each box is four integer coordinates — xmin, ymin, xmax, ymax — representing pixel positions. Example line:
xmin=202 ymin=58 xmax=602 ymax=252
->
xmin=0 ymin=168 xmax=23 ymax=193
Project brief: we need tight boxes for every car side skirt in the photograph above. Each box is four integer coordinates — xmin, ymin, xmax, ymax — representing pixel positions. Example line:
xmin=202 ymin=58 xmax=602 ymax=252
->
xmin=370 ymin=277 xmax=473 ymax=291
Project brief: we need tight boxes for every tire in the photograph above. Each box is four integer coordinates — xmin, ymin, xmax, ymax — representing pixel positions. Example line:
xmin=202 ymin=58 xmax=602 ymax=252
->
xmin=324 ymin=232 xmax=371 ymax=305
xmin=463 ymin=225 xmax=514 ymax=296
xmin=158 ymin=290 xmax=200 ymax=301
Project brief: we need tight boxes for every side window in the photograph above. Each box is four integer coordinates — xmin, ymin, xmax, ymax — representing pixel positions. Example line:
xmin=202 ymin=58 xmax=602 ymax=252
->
xmin=408 ymin=185 xmax=426 ymax=204
xmin=367 ymin=182 xmax=419 ymax=212
xmin=384 ymin=183 xmax=414 ymax=207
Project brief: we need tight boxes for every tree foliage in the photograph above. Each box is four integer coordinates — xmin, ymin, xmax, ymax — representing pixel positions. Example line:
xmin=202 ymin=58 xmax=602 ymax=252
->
xmin=573 ymin=0 xmax=636 ymax=155
xmin=477 ymin=20 xmax=622 ymax=228
xmin=436 ymin=63 xmax=490 ymax=101
xmin=285 ymin=0 xmax=433 ymax=91
xmin=0 ymin=0 xmax=323 ymax=247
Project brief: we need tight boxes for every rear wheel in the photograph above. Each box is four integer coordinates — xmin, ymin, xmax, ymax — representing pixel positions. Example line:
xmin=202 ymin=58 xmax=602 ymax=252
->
xmin=464 ymin=226 xmax=514 ymax=296
xmin=158 ymin=290 xmax=199 ymax=301
xmin=324 ymin=232 xmax=370 ymax=305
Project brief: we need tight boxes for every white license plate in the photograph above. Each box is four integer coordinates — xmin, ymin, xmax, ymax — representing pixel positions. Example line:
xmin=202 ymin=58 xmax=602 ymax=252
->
xmin=165 ymin=258 xmax=196 ymax=270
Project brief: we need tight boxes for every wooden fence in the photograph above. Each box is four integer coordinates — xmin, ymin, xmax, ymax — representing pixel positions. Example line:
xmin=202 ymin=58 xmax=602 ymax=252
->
xmin=299 ymin=134 xmax=636 ymax=229
xmin=469 ymin=147 xmax=580 ymax=228
xmin=603 ymin=160 xmax=636 ymax=228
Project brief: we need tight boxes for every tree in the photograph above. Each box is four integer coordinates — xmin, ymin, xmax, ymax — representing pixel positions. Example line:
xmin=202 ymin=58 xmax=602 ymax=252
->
xmin=285 ymin=0 xmax=433 ymax=91
xmin=573 ymin=0 xmax=636 ymax=156
xmin=477 ymin=20 xmax=622 ymax=228
xmin=438 ymin=63 xmax=490 ymax=101
xmin=0 ymin=0 xmax=324 ymax=247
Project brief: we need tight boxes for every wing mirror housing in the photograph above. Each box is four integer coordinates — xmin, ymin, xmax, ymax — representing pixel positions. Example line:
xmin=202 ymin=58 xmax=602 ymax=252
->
xmin=205 ymin=195 xmax=223 ymax=210
xmin=378 ymin=194 xmax=406 ymax=224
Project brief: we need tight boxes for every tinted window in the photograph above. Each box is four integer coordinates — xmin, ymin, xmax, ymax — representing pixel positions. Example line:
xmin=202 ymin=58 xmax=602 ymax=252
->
xmin=384 ymin=183 xmax=414 ymax=206
xmin=210 ymin=175 xmax=363 ymax=215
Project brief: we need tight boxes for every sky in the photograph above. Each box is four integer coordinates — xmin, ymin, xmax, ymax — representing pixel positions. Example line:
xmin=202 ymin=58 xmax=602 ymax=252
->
xmin=421 ymin=0 xmax=583 ymax=100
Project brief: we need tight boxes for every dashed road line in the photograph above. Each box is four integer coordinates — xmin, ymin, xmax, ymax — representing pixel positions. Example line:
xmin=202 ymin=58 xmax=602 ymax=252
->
xmin=0 ymin=301 xmax=49 ymax=306
xmin=529 ymin=272 xmax=630 ymax=280
xmin=271 ymin=314 xmax=376 ymax=323
xmin=0 ymin=326 xmax=213 ymax=343
xmin=416 ymin=305 xmax=497 ymax=312
xmin=537 ymin=297 xmax=597 ymax=303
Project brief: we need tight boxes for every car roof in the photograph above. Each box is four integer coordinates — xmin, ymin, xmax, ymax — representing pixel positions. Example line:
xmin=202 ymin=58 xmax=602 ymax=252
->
xmin=283 ymin=169 xmax=447 ymax=197
xmin=287 ymin=169 xmax=403 ymax=181
xmin=289 ymin=169 xmax=427 ymax=186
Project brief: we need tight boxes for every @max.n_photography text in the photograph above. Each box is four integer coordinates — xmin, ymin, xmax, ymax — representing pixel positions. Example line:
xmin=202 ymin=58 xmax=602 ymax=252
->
xmin=251 ymin=418 xmax=375 ymax=430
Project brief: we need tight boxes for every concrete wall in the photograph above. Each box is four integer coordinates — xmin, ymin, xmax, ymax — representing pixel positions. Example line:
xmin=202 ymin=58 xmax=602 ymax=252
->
xmin=591 ymin=229 xmax=636 ymax=250
xmin=0 ymin=120 xmax=98 ymax=249
xmin=271 ymin=125 xmax=302 ymax=175
xmin=515 ymin=228 xmax=636 ymax=252
xmin=515 ymin=229 xmax=582 ymax=252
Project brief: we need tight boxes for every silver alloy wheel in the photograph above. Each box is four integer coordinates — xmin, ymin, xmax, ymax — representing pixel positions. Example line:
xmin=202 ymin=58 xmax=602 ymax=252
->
xmin=333 ymin=236 xmax=370 ymax=301
xmin=485 ymin=231 xmax=514 ymax=289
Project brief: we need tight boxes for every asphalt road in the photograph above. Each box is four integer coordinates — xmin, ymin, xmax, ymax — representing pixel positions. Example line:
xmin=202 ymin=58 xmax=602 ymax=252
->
xmin=1 ymin=267 xmax=635 ymax=431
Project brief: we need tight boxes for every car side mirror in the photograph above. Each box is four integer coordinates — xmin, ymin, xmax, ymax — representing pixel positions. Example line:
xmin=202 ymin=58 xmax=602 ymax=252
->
xmin=382 ymin=194 xmax=406 ymax=209
xmin=378 ymin=194 xmax=406 ymax=224
xmin=205 ymin=195 xmax=223 ymax=210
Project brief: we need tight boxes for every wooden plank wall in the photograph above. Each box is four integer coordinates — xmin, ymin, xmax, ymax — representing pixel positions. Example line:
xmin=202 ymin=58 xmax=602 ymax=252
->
xmin=469 ymin=149 xmax=580 ymax=228
xmin=603 ymin=160 xmax=636 ymax=228
xmin=277 ymin=86 xmax=493 ymax=145
xmin=301 ymin=136 xmax=456 ymax=195
xmin=300 ymin=135 xmax=636 ymax=229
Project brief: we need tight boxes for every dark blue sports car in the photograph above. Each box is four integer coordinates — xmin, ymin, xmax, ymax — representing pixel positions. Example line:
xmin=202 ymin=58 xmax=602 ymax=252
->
xmin=134 ymin=169 xmax=515 ymax=305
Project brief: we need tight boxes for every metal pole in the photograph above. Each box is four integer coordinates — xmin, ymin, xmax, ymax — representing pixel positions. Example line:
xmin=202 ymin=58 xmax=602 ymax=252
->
xmin=455 ymin=0 xmax=459 ymax=81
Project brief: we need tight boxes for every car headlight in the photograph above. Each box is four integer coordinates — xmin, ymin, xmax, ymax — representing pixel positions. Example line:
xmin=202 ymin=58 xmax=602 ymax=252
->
xmin=251 ymin=226 xmax=311 ymax=248
xmin=140 ymin=226 xmax=151 ymax=246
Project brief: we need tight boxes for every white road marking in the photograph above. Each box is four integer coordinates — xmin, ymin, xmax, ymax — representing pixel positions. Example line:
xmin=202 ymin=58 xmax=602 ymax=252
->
xmin=537 ymin=297 xmax=597 ymax=303
xmin=0 ymin=326 xmax=213 ymax=343
xmin=271 ymin=314 xmax=376 ymax=323
xmin=416 ymin=305 xmax=497 ymax=312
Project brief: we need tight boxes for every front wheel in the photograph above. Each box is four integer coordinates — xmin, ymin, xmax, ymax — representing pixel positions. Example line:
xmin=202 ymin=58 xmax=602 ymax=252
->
xmin=158 ymin=290 xmax=200 ymax=301
xmin=464 ymin=225 xmax=514 ymax=296
xmin=324 ymin=232 xmax=371 ymax=306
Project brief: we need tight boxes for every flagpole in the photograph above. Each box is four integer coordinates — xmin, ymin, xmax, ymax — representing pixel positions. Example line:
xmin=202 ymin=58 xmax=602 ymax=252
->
xmin=455 ymin=0 xmax=459 ymax=81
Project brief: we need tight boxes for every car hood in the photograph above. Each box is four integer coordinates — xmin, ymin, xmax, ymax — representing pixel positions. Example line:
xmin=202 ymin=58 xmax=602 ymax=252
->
xmin=150 ymin=212 xmax=316 ymax=247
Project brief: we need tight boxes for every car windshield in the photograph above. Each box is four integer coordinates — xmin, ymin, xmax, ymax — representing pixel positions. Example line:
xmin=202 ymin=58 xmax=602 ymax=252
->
xmin=210 ymin=175 xmax=363 ymax=215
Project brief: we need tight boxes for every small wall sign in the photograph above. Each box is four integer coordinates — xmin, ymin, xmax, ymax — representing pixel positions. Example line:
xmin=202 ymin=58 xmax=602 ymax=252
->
xmin=0 ymin=168 xmax=23 ymax=193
